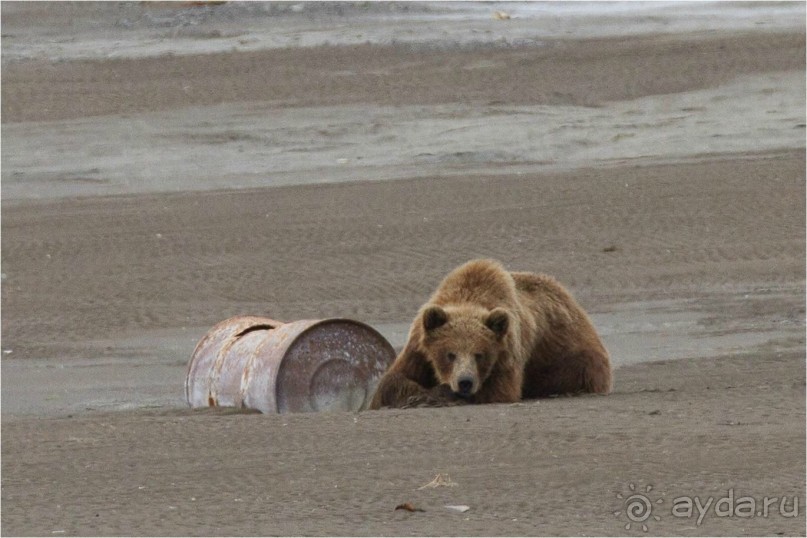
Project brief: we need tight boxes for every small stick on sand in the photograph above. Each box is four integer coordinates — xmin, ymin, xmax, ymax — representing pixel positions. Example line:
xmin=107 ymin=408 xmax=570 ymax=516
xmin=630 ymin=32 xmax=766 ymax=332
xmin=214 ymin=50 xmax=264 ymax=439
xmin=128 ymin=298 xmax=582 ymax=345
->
xmin=418 ymin=473 xmax=458 ymax=489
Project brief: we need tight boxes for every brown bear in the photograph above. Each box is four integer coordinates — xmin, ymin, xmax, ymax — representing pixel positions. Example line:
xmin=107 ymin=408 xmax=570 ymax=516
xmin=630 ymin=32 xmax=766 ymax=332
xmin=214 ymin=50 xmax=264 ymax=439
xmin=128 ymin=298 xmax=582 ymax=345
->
xmin=369 ymin=259 xmax=611 ymax=409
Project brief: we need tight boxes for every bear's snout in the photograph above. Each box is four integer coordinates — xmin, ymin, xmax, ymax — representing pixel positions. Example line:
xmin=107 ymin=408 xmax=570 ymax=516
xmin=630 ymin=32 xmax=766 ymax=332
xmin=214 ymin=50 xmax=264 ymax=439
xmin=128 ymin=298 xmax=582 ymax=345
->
xmin=456 ymin=376 xmax=475 ymax=397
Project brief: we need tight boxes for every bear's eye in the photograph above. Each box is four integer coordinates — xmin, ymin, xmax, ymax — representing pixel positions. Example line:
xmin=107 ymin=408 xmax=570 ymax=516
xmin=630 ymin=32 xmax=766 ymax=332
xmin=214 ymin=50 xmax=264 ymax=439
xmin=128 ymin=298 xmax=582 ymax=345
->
xmin=474 ymin=353 xmax=485 ymax=361
xmin=446 ymin=353 xmax=456 ymax=362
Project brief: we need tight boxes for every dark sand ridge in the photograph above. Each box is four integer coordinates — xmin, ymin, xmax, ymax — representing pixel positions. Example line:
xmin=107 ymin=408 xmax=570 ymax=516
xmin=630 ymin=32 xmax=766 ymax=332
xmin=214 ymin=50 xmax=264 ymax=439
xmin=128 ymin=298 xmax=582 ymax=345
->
xmin=2 ymin=153 xmax=804 ymax=360
xmin=2 ymin=32 xmax=804 ymax=123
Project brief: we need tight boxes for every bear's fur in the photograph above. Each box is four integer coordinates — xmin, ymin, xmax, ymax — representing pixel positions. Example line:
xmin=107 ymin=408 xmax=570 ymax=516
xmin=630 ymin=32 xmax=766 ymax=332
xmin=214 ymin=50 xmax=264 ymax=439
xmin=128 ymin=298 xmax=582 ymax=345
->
xmin=369 ymin=259 xmax=611 ymax=409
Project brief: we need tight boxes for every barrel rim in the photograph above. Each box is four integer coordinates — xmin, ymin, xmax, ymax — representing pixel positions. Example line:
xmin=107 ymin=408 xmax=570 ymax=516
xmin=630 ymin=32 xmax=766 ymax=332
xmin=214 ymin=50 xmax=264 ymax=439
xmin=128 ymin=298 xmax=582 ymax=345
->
xmin=282 ymin=317 xmax=396 ymax=355
xmin=275 ymin=318 xmax=396 ymax=412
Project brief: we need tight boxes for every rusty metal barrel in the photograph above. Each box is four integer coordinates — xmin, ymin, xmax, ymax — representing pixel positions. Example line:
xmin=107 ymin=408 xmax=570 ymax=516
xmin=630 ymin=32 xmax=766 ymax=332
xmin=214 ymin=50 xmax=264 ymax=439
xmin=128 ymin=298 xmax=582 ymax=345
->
xmin=185 ymin=316 xmax=395 ymax=413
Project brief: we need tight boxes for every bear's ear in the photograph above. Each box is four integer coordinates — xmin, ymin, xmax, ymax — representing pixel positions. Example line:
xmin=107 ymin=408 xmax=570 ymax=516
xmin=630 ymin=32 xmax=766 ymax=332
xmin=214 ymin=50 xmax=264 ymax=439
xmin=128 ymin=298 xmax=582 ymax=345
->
xmin=485 ymin=308 xmax=509 ymax=339
xmin=422 ymin=305 xmax=448 ymax=333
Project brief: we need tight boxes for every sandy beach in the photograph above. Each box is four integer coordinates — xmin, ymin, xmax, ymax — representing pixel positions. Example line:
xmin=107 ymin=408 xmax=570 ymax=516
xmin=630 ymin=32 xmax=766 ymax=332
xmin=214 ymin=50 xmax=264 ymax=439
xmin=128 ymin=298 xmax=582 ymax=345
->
xmin=1 ymin=2 xmax=805 ymax=536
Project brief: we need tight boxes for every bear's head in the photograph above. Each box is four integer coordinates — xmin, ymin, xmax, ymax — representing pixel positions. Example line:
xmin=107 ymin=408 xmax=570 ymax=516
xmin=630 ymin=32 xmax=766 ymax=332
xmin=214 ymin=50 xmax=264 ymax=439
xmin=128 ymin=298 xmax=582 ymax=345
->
xmin=419 ymin=304 xmax=510 ymax=398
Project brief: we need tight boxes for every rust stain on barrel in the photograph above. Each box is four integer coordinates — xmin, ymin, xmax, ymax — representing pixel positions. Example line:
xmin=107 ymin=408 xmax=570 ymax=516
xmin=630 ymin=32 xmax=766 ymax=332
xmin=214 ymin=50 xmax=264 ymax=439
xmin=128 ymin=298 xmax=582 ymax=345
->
xmin=184 ymin=316 xmax=281 ymax=408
